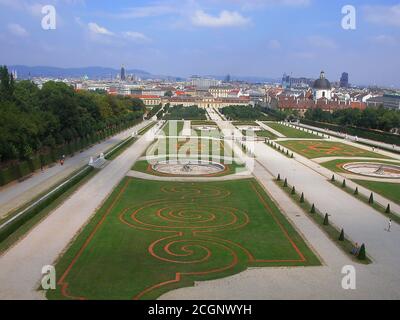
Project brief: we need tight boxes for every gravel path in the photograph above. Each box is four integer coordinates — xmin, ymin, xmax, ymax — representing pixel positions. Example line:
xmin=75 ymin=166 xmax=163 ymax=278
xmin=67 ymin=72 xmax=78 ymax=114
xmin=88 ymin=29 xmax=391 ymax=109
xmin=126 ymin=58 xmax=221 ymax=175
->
xmin=0 ymin=121 xmax=152 ymax=219
xmin=0 ymin=124 xmax=159 ymax=299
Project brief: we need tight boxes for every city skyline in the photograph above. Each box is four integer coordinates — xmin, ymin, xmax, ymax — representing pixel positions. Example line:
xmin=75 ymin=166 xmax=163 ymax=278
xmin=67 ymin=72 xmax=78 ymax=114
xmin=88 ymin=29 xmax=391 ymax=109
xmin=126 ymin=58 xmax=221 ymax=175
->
xmin=1 ymin=0 xmax=400 ymax=87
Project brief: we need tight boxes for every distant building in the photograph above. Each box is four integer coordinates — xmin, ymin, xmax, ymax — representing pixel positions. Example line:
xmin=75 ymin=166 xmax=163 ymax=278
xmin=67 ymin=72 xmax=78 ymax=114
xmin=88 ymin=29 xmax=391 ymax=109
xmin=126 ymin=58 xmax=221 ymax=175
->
xmin=167 ymin=96 xmax=251 ymax=108
xmin=209 ymin=86 xmax=233 ymax=98
xmin=190 ymin=76 xmax=220 ymax=89
xmin=282 ymin=73 xmax=314 ymax=89
xmin=313 ymin=71 xmax=332 ymax=100
xmin=120 ymin=66 xmax=126 ymax=81
xmin=225 ymin=74 xmax=231 ymax=83
xmin=340 ymin=72 xmax=349 ymax=88
xmin=277 ymin=96 xmax=365 ymax=116
xmin=282 ymin=74 xmax=291 ymax=89
xmin=131 ymin=95 xmax=161 ymax=106
xmin=383 ymin=92 xmax=400 ymax=110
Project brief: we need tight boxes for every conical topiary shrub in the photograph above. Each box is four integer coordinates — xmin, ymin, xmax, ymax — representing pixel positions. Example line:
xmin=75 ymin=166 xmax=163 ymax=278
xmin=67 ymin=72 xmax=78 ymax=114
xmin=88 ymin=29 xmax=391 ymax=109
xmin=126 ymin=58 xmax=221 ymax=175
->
xmin=291 ymin=153 xmax=294 ymax=158
xmin=369 ymin=193 xmax=374 ymax=204
xmin=291 ymin=186 xmax=296 ymax=195
xmin=277 ymin=174 xmax=281 ymax=181
xmin=300 ymin=192 xmax=305 ymax=203
xmin=358 ymin=244 xmax=366 ymax=260
xmin=386 ymin=204 xmax=391 ymax=214
xmin=331 ymin=175 xmax=335 ymax=182
xmin=354 ymin=187 xmax=358 ymax=195
xmin=323 ymin=213 xmax=329 ymax=226
xmin=342 ymin=180 xmax=346 ymax=188
xmin=339 ymin=229 xmax=345 ymax=241
xmin=283 ymin=178 xmax=288 ymax=187
xmin=310 ymin=203 xmax=316 ymax=213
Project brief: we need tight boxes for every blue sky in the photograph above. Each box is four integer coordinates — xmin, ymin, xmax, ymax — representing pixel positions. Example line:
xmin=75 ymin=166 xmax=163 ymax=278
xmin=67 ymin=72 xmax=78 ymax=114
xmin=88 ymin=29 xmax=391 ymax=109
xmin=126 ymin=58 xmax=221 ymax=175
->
xmin=0 ymin=0 xmax=400 ymax=86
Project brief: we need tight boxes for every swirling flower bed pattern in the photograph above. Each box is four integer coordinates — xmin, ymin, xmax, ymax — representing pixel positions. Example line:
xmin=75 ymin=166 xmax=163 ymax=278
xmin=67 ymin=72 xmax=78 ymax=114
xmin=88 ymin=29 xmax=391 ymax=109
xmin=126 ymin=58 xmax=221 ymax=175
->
xmin=53 ymin=179 xmax=319 ymax=300
xmin=279 ymin=140 xmax=387 ymax=159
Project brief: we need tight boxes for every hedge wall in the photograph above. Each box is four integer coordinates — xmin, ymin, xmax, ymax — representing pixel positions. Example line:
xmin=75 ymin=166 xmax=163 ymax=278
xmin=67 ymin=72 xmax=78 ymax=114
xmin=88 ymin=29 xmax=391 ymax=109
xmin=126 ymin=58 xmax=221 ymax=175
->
xmin=301 ymin=119 xmax=400 ymax=146
xmin=0 ymin=166 xmax=94 ymax=243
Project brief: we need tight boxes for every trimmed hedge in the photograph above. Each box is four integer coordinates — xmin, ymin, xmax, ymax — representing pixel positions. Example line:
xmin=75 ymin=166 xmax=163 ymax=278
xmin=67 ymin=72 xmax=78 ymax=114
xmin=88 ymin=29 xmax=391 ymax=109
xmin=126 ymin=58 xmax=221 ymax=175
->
xmin=0 ymin=166 xmax=94 ymax=243
xmin=301 ymin=119 xmax=400 ymax=146
xmin=104 ymin=136 xmax=136 ymax=161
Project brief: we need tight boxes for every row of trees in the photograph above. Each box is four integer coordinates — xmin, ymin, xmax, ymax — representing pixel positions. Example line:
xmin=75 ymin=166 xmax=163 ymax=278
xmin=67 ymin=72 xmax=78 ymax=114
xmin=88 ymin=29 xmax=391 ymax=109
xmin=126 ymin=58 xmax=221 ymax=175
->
xmin=304 ymin=106 xmax=400 ymax=133
xmin=0 ymin=66 xmax=146 ymax=165
xmin=163 ymin=105 xmax=207 ymax=120
xmin=221 ymin=105 xmax=268 ymax=120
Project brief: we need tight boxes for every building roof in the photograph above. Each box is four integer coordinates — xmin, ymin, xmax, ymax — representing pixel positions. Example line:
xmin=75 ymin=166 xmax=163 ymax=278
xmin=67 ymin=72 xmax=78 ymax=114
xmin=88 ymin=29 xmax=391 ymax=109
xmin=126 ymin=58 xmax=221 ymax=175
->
xmin=130 ymin=95 xmax=161 ymax=99
xmin=313 ymin=71 xmax=332 ymax=90
xmin=277 ymin=96 xmax=366 ymax=111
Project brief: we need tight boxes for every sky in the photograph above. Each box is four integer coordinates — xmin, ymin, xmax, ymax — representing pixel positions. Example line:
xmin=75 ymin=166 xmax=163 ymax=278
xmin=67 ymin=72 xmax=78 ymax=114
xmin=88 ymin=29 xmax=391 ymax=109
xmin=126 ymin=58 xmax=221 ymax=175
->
xmin=0 ymin=0 xmax=400 ymax=87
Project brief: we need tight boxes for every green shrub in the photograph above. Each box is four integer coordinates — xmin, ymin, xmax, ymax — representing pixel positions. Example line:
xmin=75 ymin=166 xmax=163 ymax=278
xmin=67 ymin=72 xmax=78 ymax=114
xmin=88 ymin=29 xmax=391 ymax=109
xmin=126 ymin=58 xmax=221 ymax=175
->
xmin=0 ymin=166 xmax=94 ymax=242
xmin=339 ymin=229 xmax=345 ymax=241
xmin=358 ymin=244 xmax=366 ymax=260
xmin=369 ymin=193 xmax=374 ymax=204
xmin=323 ymin=213 xmax=329 ymax=226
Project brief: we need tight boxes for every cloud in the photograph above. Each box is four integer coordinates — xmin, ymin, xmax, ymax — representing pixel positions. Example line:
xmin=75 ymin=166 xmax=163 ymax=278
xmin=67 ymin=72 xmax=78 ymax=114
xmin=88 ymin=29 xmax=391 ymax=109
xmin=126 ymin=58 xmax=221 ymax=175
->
xmin=268 ymin=39 xmax=281 ymax=49
xmin=122 ymin=31 xmax=152 ymax=43
xmin=212 ymin=0 xmax=311 ymax=10
xmin=83 ymin=21 xmax=152 ymax=46
xmin=307 ymin=35 xmax=337 ymax=49
xmin=364 ymin=4 xmax=400 ymax=27
xmin=7 ymin=23 xmax=29 ymax=37
xmin=88 ymin=22 xmax=114 ymax=36
xmin=370 ymin=35 xmax=398 ymax=46
xmin=117 ymin=5 xmax=176 ymax=18
xmin=191 ymin=10 xmax=250 ymax=27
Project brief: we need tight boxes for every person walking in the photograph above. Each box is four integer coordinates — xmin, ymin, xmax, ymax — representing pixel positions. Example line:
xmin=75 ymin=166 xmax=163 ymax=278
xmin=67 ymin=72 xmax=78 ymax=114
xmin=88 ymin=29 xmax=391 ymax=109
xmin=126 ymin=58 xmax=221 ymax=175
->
xmin=387 ymin=219 xmax=392 ymax=232
xmin=351 ymin=242 xmax=359 ymax=255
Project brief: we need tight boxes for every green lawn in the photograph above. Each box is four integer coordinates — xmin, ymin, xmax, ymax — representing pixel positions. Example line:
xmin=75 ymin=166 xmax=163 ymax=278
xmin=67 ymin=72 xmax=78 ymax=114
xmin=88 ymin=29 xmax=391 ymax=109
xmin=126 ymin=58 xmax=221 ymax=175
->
xmin=352 ymin=180 xmax=400 ymax=205
xmin=266 ymin=123 xmax=322 ymax=139
xmin=242 ymin=130 xmax=277 ymax=140
xmin=278 ymin=140 xmax=390 ymax=159
xmin=162 ymin=120 xmax=184 ymax=136
xmin=191 ymin=120 xmax=217 ymax=126
xmin=48 ymin=178 xmax=319 ymax=300
xmin=233 ymin=121 xmax=259 ymax=126
xmin=151 ymin=137 xmax=233 ymax=158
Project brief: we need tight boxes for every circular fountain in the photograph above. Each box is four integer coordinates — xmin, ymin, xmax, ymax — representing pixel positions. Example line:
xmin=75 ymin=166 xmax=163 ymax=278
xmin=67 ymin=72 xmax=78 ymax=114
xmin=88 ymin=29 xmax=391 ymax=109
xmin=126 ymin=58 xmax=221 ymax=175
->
xmin=152 ymin=160 xmax=226 ymax=176
xmin=238 ymin=126 xmax=262 ymax=132
xmin=342 ymin=162 xmax=400 ymax=179
xmin=193 ymin=125 xmax=218 ymax=132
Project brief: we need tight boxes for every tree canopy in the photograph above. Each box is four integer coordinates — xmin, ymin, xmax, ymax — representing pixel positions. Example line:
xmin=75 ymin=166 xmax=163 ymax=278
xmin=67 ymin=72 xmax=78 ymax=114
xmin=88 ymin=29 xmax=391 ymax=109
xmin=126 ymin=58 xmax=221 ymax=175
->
xmin=163 ymin=105 xmax=206 ymax=120
xmin=0 ymin=66 xmax=145 ymax=164
xmin=304 ymin=106 xmax=400 ymax=132
xmin=221 ymin=105 xmax=267 ymax=120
